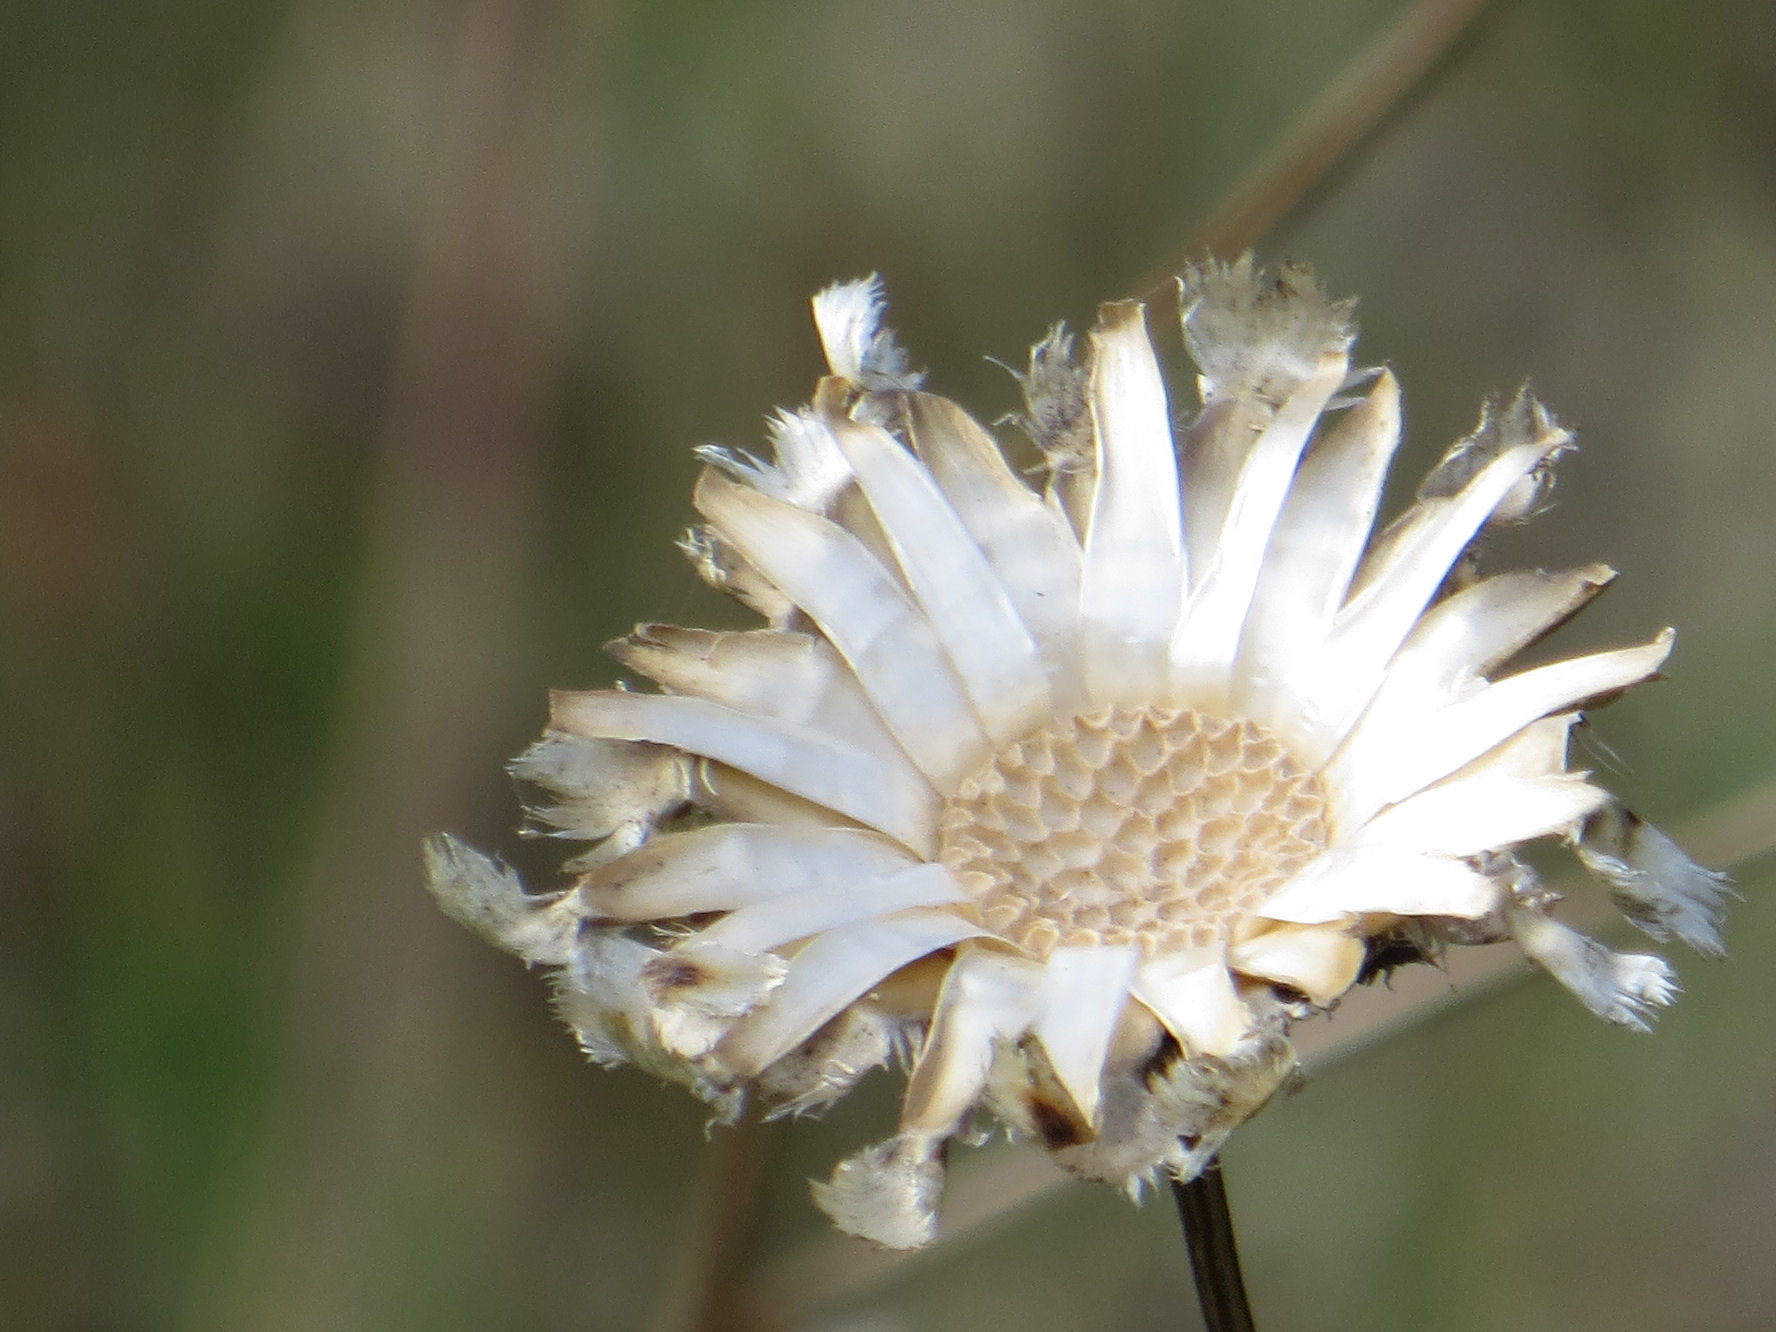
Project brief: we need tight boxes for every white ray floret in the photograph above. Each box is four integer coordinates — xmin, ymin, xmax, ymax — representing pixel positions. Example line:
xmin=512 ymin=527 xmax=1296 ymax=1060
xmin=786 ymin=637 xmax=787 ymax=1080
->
xmin=576 ymin=823 xmax=920 ymax=921
xmin=1170 ymin=335 xmax=1349 ymax=685
xmin=1353 ymin=770 xmax=1610 ymax=858
xmin=900 ymin=946 xmax=1044 ymax=1135
xmin=1236 ymin=369 xmax=1400 ymax=720
xmin=606 ymin=624 xmax=904 ymax=760
xmin=812 ymin=275 xmax=923 ymax=392
xmin=1079 ymin=301 xmax=1184 ymax=706
xmin=1308 ymin=439 xmax=1575 ymax=742
xmin=550 ymin=688 xmax=939 ymax=854
xmin=1228 ymin=924 xmax=1365 ymax=1007
xmin=684 ymin=863 xmax=967 ymax=956
xmin=904 ymin=392 xmax=1084 ymax=694
xmin=1254 ymin=847 xmax=1501 ymax=925
xmin=1131 ymin=945 xmax=1251 ymax=1057
xmin=428 ymin=260 xmax=1726 ymax=1251
xmin=1176 ymin=257 xmax=1357 ymax=582
xmin=831 ymin=415 xmax=1053 ymax=741
xmin=1575 ymin=803 xmax=1735 ymax=957
xmin=1507 ymin=904 xmax=1680 ymax=1032
xmin=1030 ymin=945 xmax=1141 ymax=1125
xmin=715 ymin=910 xmax=985 ymax=1079
xmin=1329 ymin=630 xmax=1675 ymax=825
xmin=694 ymin=407 xmax=855 ymax=515
xmin=693 ymin=469 xmax=988 ymax=787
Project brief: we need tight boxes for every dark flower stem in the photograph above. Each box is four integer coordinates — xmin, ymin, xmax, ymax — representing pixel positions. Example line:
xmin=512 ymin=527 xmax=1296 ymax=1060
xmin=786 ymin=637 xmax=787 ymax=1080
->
xmin=1171 ymin=1160 xmax=1257 ymax=1332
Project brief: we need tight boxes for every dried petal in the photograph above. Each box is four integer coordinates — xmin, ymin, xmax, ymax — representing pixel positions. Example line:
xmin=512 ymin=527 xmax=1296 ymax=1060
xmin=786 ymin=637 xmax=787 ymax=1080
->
xmin=430 ymin=263 xmax=1717 ymax=1246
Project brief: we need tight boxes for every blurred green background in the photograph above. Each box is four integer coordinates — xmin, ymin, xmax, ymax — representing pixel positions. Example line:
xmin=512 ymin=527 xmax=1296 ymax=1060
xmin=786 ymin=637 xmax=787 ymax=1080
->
xmin=5 ymin=0 xmax=1776 ymax=1328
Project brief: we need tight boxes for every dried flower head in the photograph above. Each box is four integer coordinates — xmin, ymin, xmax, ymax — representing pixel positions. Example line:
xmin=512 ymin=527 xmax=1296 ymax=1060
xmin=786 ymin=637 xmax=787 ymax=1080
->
xmin=426 ymin=259 xmax=1730 ymax=1249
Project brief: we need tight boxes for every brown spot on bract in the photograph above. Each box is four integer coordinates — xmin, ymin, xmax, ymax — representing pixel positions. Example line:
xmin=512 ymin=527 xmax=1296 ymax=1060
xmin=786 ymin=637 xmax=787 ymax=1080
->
xmin=651 ymin=960 xmax=706 ymax=993
xmin=1140 ymin=1031 xmax=1183 ymax=1088
xmin=1026 ymin=1092 xmax=1090 ymax=1149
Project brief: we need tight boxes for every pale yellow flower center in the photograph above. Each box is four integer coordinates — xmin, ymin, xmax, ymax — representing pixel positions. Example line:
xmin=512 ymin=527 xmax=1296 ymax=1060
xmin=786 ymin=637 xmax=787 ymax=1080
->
xmin=938 ymin=707 xmax=1329 ymax=959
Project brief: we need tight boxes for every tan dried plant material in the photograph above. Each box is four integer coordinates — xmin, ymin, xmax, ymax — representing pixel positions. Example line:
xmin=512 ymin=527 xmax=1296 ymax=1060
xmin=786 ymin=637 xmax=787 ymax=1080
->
xmin=428 ymin=260 xmax=1729 ymax=1248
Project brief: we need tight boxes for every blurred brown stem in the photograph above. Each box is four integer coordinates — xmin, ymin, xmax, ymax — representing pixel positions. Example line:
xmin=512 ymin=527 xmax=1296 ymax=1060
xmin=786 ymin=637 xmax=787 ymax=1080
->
xmin=1131 ymin=0 xmax=1502 ymax=300
xmin=649 ymin=1116 xmax=773 ymax=1332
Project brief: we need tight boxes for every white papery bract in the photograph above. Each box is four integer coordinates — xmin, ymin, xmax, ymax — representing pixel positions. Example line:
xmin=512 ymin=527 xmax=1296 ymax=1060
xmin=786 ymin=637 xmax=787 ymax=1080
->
xmin=426 ymin=259 xmax=1729 ymax=1249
